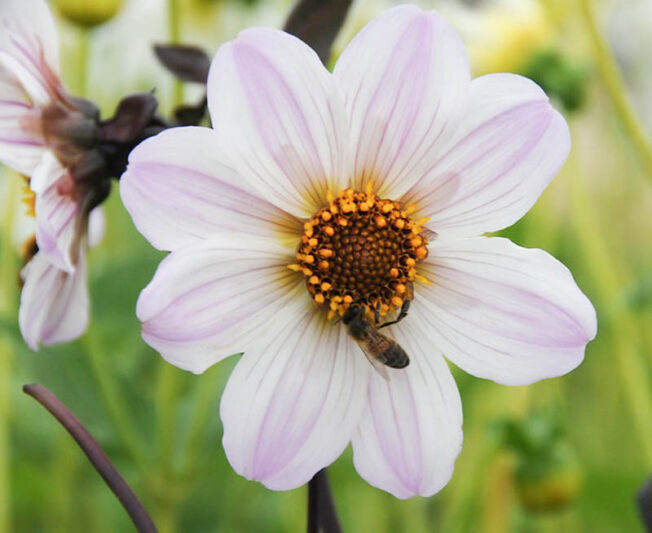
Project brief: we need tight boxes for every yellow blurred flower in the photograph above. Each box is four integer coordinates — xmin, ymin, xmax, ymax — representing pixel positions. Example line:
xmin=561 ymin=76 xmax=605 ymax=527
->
xmin=55 ymin=0 xmax=124 ymax=28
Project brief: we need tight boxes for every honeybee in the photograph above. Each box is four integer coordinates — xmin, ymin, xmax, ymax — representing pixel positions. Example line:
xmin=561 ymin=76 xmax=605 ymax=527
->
xmin=342 ymin=305 xmax=409 ymax=380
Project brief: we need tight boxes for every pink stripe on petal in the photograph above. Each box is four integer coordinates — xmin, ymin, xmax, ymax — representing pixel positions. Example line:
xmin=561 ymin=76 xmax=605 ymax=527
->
xmin=417 ymin=236 xmax=597 ymax=385
xmin=352 ymin=318 xmax=462 ymax=498
xmin=34 ymin=176 xmax=78 ymax=273
xmin=137 ymin=234 xmax=302 ymax=374
xmin=120 ymin=127 xmax=301 ymax=252
xmin=334 ymin=6 xmax=469 ymax=199
xmin=18 ymin=251 xmax=89 ymax=351
xmin=405 ymin=73 xmax=571 ymax=236
xmin=221 ymin=306 xmax=369 ymax=489
xmin=208 ymin=28 xmax=350 ymax=218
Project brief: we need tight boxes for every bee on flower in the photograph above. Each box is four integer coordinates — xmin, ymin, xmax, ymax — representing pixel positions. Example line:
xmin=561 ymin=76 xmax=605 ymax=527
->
xmin=121 ymin=5 xmax=597 ymax=498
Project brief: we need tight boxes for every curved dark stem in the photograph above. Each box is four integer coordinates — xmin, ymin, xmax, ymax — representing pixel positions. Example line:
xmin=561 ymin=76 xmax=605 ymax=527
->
xmin=22 ymin=383 xmax=157 ymax=533
xmin=307 ymin=468 xmax=341 ymax=533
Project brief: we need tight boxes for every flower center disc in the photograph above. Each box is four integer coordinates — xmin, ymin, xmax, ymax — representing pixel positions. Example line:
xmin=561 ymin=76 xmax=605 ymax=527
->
xmin=290 ymin=185 xmax=429 ymax=321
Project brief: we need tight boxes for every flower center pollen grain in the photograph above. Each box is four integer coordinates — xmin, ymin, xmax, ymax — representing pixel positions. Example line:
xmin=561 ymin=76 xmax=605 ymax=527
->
xmin=289 ymin=184 xmax=430 ymax=321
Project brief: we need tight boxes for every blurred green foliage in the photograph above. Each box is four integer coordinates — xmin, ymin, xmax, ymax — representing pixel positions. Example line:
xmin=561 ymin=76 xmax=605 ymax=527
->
xmin=0 ymin=0 xmax=651 ymax=531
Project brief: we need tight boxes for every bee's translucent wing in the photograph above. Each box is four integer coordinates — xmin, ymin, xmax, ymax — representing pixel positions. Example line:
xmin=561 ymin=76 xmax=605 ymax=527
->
xmin=354 ymin=340 xmax=390 ymax=381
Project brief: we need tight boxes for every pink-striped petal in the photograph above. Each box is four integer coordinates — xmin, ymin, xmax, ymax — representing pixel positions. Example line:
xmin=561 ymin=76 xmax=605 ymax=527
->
xmin=0 ymin=0 xmax=59 ymax=71
xmin=333 ymin=5 xmax=470 ymax=198
xmin=220 ymin=305 xmax=370 ymax=490
xmin=137 ymin=234 xmax=301 ymax=374
xmin=19 ymin=251 xmax=88 ymax=351
xmin=405 ymin=74 xmax=570 ymax=236
xmin=352 ymin=318 xmax=463 ymax=499
xmin=417 ymin=236 xmax=597 ymax=385
xmin=34 ymin=170 xmax=78 ymax=273
xmin=0 ymin=70 xmax=45 ymax=174
xmin=120 ymin=127 xmax=301 ymax=252
xmin=207 ymin=28 xmax=350 ymax=218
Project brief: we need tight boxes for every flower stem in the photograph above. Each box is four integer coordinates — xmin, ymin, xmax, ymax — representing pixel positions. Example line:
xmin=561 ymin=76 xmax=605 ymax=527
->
xmin=0 ymin=177 xmax=19 ymax=533
xmin=82 ymin=332 xmax=147 ymax=468
xmin=568 ymin=156 xmax=652 ymax=467
xmin=77 ymin=28 xmax=90 ymax=97
xmin=22 ymin=383 xmax=157 ymax=532
xmin=167 ymin=0 xmax=184 ymax=107
xmin=307 ymin=469 xmax=341 ymax=533
xmin=579 ymin=0 xmax=652 ymax=183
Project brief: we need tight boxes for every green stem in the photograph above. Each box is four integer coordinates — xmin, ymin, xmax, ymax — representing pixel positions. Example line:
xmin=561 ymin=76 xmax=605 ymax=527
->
xmin=77 ymin=28 xmax=90 ymax=97
xmin=568 ymin=154 xmax=652 ymax=467
xmin=0 ymin=177 xmax=20 ymax=533
xmin=82 ymin=332 xmax=146 ymax=468
xmin=167 ymin=0 xmax=184 ymax=107
xmin=180 ymin=367 xmax=221 ymax=473
xmin=580 ymin=0 xmax=652 ymax=183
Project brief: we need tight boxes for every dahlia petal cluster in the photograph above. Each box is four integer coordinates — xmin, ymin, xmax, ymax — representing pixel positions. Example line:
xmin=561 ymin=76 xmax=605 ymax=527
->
xmin=121 ymin=6 xmax=596 ymax=497
xmin=0 ymin=0 xmax=101 ymax=349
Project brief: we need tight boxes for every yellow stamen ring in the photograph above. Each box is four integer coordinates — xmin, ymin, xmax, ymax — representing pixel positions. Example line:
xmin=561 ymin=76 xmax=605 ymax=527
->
xmin=290 ymin=187 xmax=430 ymax=319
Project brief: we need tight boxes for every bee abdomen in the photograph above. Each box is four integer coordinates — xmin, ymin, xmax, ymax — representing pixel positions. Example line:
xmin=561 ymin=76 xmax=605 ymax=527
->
xmin=382 ymin=346 xmax=410 ymax=369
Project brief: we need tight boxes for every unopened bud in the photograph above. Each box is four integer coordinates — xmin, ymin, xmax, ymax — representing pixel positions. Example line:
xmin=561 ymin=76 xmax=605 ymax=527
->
xmin=55 ymin=0 xmax=124 ymax=28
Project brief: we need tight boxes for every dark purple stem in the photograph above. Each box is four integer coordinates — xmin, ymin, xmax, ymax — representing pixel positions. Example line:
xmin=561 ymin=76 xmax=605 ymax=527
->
xmin=22 ymin=383 xmax=157 ymax=533
xmin=307 ymin=468 xmax=341 ymax=533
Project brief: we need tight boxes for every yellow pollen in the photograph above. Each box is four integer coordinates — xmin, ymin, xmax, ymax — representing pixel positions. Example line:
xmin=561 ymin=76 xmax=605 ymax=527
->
xmin=292 ymin=187 xmax=431 ymax=321
xmin=21 ymin=186 xmax=36 ymax=218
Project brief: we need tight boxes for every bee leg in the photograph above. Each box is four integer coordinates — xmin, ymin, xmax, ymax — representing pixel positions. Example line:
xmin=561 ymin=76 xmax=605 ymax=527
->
xmin=374 ymin=301 xmax=381 ymax=325
xmin=379 ymin=300 xmax=410 ymax=329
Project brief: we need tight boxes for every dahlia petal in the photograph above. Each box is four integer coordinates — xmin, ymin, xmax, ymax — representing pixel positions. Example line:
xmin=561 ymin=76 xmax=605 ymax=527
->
xmin=207 ymin=28 xmax=350 ymax=218
xmin=34 ymin=170 xmax=78 ymax=273
xmin=220 ymin=306 xmax=369 ymax=490
xmin=87 ymin=207 xmax=105 ymax=247
xmin=0 ymin=0 xmax=59 ymax=70
xmin=137 ymin=234 xmax=302 ymax=374
xmin=0 ymin=70 xmax=44 ymax=173
xmin=19 ymin=251 xmax=88 ymax=351
xmin=351 ymin=318 xmax=462 ymax=499
xmin=333 ymin=5 xmax=470 ymax=198
xmin=417 ymin=236 xmax=597 ymax=385
xmin=406 ymin=74 xmax=570 ymax=236
xmin=120 ymin=127 xmax=300 ymax=252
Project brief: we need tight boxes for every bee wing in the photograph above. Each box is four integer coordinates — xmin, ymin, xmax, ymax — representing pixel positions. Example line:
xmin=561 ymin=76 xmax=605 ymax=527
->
xmin=354 ymin=333 xmax=390 ymax=382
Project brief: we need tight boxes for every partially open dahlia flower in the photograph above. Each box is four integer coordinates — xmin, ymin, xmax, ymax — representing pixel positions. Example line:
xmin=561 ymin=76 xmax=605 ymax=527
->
xmin=1 ymin=0 xmax=104 ymax=349
xmin=121 ymin=5 xmax=596 ymax=498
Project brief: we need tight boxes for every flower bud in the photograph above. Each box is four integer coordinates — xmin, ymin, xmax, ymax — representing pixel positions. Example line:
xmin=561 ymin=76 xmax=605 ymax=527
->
xmin=54 ymin=0 xmax=124 ymax=28
xmin=515 ymin=443 xmax=583 ymax=512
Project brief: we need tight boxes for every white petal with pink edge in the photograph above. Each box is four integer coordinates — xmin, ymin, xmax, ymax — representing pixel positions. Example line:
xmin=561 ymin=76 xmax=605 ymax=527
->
xmin=0 ymin=0 xmax=60 ymax=71
xmin=404 ymin=74 xmax=570 ymax=236
xmin=137 ymin=234 xmax=302 ymax=374
xmin=333 ymin=5 xmax=470 ymax=199
xmin=207 ymin=28 xmax=350 ymax=219
xmin=417 ymin=236 xmax=597 ymax=385
xmin=220 ymin=304 xmax=370 ymax=490
xmin=352 ymin=318 xmax=463 ymax=499
xmin=120 ymin=127 xmax=300 ymax=252
xmin=0 ymin=77 xmax=45 ymax=174
xmin=34 ymin=170 xmax=78 ymax=273
xmin=19 ymin=251 xmax=88 ymax=351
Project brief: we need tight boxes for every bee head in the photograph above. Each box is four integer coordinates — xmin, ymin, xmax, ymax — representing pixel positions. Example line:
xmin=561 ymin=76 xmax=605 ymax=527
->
xmin=342 ymin=304 xmax=363 ymax=325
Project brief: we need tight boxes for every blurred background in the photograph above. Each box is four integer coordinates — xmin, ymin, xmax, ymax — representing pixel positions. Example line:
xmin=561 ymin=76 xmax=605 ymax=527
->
xmin=0 ymin=0 xmax=650 ymax=531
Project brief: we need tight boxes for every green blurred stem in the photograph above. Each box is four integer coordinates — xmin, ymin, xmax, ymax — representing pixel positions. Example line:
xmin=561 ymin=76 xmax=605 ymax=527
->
xmin=569 ymin=156 xmax=652 ymax=467
xmin=0 ymin=177 xmax=20 ymax=533
xmin=580 ymin=0 xmax=652 ymax=183
xmin=180 ymin=368 xmax=221 ymax=473
xmin=150 ymin=6 xmax=186 ymax=532
xmin=83 ymin=332 xmax=146 ymax=468
xmin=167 ymin=0 xmax=183 ymax=107
xmin=77 ymin=28 xmax=90 ymax=97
